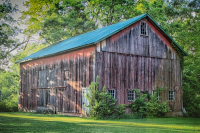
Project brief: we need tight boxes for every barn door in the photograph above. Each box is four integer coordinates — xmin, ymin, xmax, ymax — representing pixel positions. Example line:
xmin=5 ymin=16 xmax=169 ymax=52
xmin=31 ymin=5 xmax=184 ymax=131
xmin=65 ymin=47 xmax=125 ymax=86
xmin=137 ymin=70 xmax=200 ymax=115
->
xmin=37 ymin=88 xmax=56 ymax=113
xmin=82 ymin=88 xmax=90 ymax=117
xmin=65 ymin=86 xmax=77 ymax=113
xmin=57 ymin=88 xmax=64 ymax=112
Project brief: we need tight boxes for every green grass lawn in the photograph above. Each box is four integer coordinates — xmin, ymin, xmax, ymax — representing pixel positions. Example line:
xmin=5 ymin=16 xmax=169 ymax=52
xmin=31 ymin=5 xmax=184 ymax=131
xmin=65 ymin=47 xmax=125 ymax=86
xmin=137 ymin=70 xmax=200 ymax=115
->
xmin=0 ymin=112 xmax=200 ymax=133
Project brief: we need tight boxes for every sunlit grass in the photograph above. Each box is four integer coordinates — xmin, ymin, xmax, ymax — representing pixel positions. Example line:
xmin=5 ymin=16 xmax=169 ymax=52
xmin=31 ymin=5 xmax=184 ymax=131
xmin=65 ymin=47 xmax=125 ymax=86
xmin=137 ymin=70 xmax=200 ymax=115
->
xmin=0 ymin=112 xmax=200 ymax=133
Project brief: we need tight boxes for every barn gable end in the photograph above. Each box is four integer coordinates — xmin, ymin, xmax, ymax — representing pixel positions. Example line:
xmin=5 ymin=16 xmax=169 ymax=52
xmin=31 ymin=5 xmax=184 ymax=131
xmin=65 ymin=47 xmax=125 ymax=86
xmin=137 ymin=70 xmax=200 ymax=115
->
xmin=96 ymin=19 xmax=180 ymax=60
xmin=95 ymin=18 xmax=182 ymax=113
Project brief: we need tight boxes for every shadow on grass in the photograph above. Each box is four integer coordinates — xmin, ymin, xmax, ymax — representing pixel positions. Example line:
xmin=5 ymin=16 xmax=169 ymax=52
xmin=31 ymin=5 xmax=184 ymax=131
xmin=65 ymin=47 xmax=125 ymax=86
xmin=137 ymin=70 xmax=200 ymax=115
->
xmin=0 ymin=113 xmax=200 ymax=133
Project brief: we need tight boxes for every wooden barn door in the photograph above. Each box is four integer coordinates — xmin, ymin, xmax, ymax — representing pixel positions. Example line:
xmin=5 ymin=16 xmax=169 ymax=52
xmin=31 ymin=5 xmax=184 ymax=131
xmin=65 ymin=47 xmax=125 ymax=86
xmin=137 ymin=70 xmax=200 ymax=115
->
xmin=56 ymin=88 xmax=64 ymax=112
xmin=64 ymin=86 xmax=77 ymax=113
xmin=55 ymin=87 xmax=77 ymax=113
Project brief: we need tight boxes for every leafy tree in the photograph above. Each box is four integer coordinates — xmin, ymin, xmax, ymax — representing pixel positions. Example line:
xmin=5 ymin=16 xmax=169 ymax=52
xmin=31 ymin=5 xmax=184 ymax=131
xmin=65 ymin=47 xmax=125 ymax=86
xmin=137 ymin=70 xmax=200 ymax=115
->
xmin=86 ymin=0 xmax=135 ymax=26
xmin=0 ymin=1 xmax=30 ymax=69
xmin=0 ymin=42 xmax=46 ymax=112
xmin=164 ymin=0 xmax=200 ymax=117
xmin=21 ymin=0 xmax=95 ymax=44
xmin=0 ymin=70 xmax=19 ymax=112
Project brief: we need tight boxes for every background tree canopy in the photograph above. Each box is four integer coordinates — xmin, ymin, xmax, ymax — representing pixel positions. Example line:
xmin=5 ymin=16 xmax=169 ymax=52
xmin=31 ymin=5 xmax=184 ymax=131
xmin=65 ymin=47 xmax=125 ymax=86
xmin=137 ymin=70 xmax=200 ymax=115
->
xmin=0 ymin=1 xmax=20 ymax=69
xmin=0 ymin=0 xmax=200 ymax=116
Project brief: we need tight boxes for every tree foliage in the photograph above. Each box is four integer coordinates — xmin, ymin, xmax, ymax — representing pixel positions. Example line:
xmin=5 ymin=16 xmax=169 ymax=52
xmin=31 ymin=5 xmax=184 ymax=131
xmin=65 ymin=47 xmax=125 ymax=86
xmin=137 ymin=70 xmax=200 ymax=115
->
xmin=165 ymin=0 xmax=200 ymax=117
xmin=0 ymin=42 xmax=46 ymax=112
xmin=0 ymin=70 xmax=18 ymax=112
xmin=0 ymin=1 xmax=20 ymax=68
xmin=21 ymin=0 xmax=96 ymax=44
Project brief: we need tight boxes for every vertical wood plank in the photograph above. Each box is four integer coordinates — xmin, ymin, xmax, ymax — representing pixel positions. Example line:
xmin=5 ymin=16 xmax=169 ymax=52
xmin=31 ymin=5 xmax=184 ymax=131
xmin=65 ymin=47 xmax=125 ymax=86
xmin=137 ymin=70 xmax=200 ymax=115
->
xmin=141 ymin=57 xmax=144 ymax=91
xmin=128 ymin=29 xmax=131 ymax=54
xmin=151 ymin=58 xmax=155 ymax=91
xmin=130 ymin=28 xmax=134 ymax=55
xmin=154 ymin=58 xmax=157 ymax=90
xmin=148 ymin=28 xmax=152 ymax=57
xmin=121 ymin=55 xmax=125 ymax=104
xmin=130 ymin=56 xmax=134 ymax=90
xmin=57 ymin=62 xmax=61 ymax=87
xmin=148 ymin=57 xmax=151 ymax=92
xmin=117 ymin=54 xmax=121 ymax=104
xmin=144 ymin=57 xmax=148 ymax=91
xmin=77 ymin=55 xmax=80 ymax=113
xmin=73 ymin=57 xmax=77 ymax=113
xmin=86 ymin=55 xmax=90 ymax=87
xmin=137 ymin=56 xmax=141 ymax=90
xmin=134 ymin=56 xmax=138 ymax=89
xmin=108 ymin=53 xmax=111 ymax=89
xmin=104 ymin=52 xmax=108 ymax=89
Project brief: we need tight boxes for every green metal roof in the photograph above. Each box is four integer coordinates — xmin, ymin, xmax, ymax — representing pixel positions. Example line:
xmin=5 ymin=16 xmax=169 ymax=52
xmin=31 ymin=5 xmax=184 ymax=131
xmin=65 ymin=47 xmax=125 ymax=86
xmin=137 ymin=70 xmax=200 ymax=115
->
xmin=17 ymin=13 xmax=187 ymax=63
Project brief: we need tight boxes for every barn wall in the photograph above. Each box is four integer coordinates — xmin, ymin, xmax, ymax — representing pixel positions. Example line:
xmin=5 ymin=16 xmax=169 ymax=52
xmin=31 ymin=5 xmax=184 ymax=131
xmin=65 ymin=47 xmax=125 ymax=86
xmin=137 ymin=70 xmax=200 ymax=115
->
xmin=19 ymin=18 xmax=183 ymax=114
xmin=19 ymin=46 xmax=95 ymax=113
xmin=95 ymin=19 xmax=182 ymax=112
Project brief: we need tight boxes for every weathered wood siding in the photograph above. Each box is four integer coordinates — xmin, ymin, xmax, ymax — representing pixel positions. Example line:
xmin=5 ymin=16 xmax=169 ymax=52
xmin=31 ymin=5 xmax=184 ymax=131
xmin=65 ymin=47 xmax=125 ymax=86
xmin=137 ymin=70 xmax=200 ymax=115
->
xmin=19 ymin=46 xmax=95 ymax=113
xmin=95 ymin=19 xmax=182 ymax=112
xmin=19 ymin=18 xmax=183 ymax=114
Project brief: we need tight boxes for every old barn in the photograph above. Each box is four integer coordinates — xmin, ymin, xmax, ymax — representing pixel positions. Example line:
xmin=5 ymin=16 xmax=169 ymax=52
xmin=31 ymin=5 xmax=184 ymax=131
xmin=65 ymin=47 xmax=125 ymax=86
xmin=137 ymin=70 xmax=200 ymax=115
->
xmin=17 ymin=14 xmax=187 ymax=116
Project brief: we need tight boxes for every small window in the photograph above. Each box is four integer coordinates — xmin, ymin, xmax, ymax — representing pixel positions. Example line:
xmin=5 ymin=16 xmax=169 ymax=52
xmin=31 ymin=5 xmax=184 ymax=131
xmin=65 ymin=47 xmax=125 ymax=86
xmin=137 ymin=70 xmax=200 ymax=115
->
xmin=127 ymin=90 xmax=135 ymax=101
xmin=169 ymin=91 xmax=174 ymax=101
xmin=141 ymin=21 xmax=147 ymax=35
xmin=64 ymin=70 xmax=70 ymax=80
xmin=108 ymin=90 xmax=116 ymax=99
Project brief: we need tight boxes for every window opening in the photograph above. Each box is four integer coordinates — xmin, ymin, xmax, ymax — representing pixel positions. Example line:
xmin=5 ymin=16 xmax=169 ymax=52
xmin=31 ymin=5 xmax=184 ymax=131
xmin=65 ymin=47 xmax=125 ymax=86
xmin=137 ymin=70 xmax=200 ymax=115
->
xmin=141 ymin=21 xmax=147 ymax=35
xmin=127 ymin=90 xmax=135 ymax=101
xmin=169 ymin=91 xmax=174 ymax=101
xmin=108 ymin=90 xmax=116 ymax=99
xmin=64 ymin=70 xmax=70 ymax=81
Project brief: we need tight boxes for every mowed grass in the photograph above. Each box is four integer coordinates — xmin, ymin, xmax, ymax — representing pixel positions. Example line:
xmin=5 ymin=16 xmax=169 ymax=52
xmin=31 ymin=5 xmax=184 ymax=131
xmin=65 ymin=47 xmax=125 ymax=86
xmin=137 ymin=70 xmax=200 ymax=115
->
xmin=0 ymin=112 xmax=200 ymax=133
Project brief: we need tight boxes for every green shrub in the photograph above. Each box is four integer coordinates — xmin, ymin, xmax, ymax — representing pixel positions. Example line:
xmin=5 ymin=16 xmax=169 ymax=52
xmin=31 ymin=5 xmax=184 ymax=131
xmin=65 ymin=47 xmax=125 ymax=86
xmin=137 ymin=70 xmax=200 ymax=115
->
xmin=114 ymin=104 xmax=126 ymax=119
xmin=0 ymin=99 xmax=18 ymax=112
xmin=147 ymin=88 xmax=169 ymax=117
xmin=86 ymin=76 xmax=125 ymax=119
xmin=91 ymin=87 xmax=117 ymax=119
xmin=129 ymin=89 xmax=148 ymax=119
xmin=0 ymin=71 xmax=19 ymax=112
xmin=129 ymin=88 xmax=170 ymax=118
